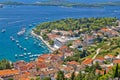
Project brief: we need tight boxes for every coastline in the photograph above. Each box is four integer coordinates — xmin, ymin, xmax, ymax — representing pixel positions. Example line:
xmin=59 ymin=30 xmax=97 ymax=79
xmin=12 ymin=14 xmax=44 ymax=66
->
xmin=31 ymin=31 xmax=56 ymax=52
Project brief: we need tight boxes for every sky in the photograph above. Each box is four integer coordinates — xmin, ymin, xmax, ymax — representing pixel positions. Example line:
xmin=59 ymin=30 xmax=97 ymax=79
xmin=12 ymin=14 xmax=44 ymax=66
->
xmin=0 ymin=0 xmax=120 ymax=3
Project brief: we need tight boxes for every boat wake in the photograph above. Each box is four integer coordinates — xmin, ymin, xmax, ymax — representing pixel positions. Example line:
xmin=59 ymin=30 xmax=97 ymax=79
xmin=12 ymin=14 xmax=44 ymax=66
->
xmin=8 ymin=20 xmax=25 ymax=24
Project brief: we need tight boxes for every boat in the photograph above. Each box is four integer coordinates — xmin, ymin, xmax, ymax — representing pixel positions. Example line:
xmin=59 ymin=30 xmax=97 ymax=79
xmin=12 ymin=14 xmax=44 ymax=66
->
xmin=28 ymin=52 xmax=31 ymax=55
xmin=19 ymin=45 xmax=22 ymax=49
xmin=10 ymin=36 xmax=15 ymax=41
xmin=30 ymin=58 xmax=34 ymax=61
xmin=29 ymin=24 xmax=32 ymax=28
xmin=23 ymin=53 xmax=27 ymax=55
xmin=25 ymin=37 xmax=28 ymax=40
xmin=17 ymin=28 xmax=26 ymax=36
xmin=16 ymin=40 xmax=19 ymax=43
xmin=29 ymin=55 xmax=33 ymax=58
xmin=17 ymin=43 xmax=19 ymax=46
xmin=1 ymin=29 xmax=6 ymax=33
xmin=24 ymin=48 xmax=27 ymax=51
xmin=15 ymin=54 xmax=17 ymax=57
xmin=19 ymin=54 xmax=24 ymax=57
xmin=0 ymin=4 xmax=3 ymax=8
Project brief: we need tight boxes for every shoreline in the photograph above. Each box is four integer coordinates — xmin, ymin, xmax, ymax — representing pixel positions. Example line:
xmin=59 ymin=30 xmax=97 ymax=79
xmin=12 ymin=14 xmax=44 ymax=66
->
xmin=31 ymin=31 xmax=56 ymax=52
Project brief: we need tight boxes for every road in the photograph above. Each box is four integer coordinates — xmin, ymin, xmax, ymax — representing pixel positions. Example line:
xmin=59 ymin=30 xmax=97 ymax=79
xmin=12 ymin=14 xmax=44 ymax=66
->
xmin=92 ymin=48 xmax=101 ymax=60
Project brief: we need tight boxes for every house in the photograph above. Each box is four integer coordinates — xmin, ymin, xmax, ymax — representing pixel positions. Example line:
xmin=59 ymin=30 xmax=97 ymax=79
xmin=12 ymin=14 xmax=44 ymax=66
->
xmin=99 ymin=28 xmax=119 ymax=37
xmin=93 ymin=57 xmax=105 ymax=64
xmin=59 ymin=46 xmax=74 ymax=58
xmin=104 ymin=54 xmax=115 ymax=61
xmin=71 ymin=40 xmax=82 ymax=48
xmin=47 ymin=33 xmax=60 ymax=41
xmin=95 ymin=69 xmax=106 ymax=75
xmin=14 ymin=72 xmax=30 ymax=80
xmin=36 ymin=62 xmax=48 ymax=72
xmin=67 ymin=61 xmax=80 ymax=68
xmin=81 ymin=58 xmax=93 ymax=66
xmin=113 ymin=59 xmax=120 ymax=64
xmin=14 ymin=60 xmax=28 ymax=72
xmin=0 ymin=69 xmax=19 ymax=79
xmin=83 ymin=34 xmax=95 ymax=45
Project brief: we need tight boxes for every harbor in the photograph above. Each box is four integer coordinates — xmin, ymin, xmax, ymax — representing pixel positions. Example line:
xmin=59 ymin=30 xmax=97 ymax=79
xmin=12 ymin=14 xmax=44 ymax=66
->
xmin=31 ymin=31 xmax=55 ymax=51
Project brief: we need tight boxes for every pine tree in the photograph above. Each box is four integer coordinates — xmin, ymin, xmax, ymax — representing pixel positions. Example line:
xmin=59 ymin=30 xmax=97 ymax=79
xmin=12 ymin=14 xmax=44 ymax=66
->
xmin=71 ymin=72 xmax=75 ymax=80
xmin=114 ymin=63 xmax=119 ymax=78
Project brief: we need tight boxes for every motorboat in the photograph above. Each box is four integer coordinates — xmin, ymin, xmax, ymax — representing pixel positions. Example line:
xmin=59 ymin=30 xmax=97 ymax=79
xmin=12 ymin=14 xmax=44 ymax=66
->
xmin=1 ymin=29 xmax=6 ymax=33
xmin=17 ymin=28 xmax=26 ymax=36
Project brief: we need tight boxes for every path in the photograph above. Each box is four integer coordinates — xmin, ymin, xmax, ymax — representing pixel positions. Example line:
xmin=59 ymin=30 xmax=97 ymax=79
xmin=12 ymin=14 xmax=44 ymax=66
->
xmin=92 ymin=48 xmax=101 ymax=60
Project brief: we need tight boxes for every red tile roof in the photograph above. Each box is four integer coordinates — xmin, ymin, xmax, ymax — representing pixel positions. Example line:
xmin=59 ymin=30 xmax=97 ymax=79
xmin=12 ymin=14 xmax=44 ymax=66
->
xmin=113 ymin=59 xmax=120 ymax=64
xmin=0 ymin=69 xmax=19 ymax=77
xmin=81 ymin=58 xmax=93 ymax=65
xmin=95 ymin=57 xmax=105 ymax=61
xmin=67 ymin=61 xmax=79 ymax=66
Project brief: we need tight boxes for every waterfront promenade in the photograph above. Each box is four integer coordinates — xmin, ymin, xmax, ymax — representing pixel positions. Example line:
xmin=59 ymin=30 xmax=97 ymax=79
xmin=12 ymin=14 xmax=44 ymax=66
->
xmin=31 ymin=31 xmax=56 ymax=51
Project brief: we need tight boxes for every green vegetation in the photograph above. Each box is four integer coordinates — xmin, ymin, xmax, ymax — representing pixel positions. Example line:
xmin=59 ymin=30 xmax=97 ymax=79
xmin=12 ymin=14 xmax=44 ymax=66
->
xmin=34 ymin=18 xmax=118 ymax=34
xmin=0 ymin=59 xmax=13 ymax=70
xmin=56 ymin=64 xmax=120 ymax=80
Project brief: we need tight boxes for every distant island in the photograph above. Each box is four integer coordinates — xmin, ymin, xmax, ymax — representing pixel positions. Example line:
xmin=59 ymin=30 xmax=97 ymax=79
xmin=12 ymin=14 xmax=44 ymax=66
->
xmin=1 ymin=0 xmax=120 ymax=8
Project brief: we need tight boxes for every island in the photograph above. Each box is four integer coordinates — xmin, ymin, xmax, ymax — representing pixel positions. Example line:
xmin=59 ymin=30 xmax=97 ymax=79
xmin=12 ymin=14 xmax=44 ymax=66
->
xmin=1 ymin=0 xmax=120 ymax=8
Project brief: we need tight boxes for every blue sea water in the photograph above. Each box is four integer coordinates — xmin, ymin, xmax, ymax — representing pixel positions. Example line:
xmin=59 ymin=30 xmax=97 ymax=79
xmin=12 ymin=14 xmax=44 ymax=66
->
xmin=0 ymin=5 xmax=120 ymax=62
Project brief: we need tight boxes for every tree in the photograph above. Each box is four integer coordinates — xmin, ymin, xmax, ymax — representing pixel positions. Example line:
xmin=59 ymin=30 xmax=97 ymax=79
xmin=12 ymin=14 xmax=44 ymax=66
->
xmin=57 ymin=71 xmax=65 ymax=80
xmin=71 ymin=72 xmax=75 ymax=80
xmin=36 ymin=76 xmax=40 ymax=80
xmin=114 ymin=63 xmax=119 ymax=78
xmin=43 ymin=77 xmax=51 ymax=80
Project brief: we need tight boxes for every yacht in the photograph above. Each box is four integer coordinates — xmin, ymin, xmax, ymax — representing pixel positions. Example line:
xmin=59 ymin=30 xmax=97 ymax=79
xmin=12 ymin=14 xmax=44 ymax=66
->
xmin=23 ymin=53 xmax=27 ymax=55
xmin=16 ymin=40 xmax=19 ymax=43
xmin=1 ymin=29 xmax=6 ymax=33
xmin=0 ymin=4 xmax=3 ymax=8
xmin=17 ymin=28 xmax=26 ymax=36
xmin=15 ymin=54 xmax=17 ymax=57
xmin=25 ymin=37 xmax=28 ymax=40
xmin=19 ymin=54 xmax=24 ymax=57
xmin=24 ymin=48 xmax=27 ymax=51
xmin=17 ymin=43 xmax=19 ymax=46
xmin=28 ymin=52 xmax=31 ymax=55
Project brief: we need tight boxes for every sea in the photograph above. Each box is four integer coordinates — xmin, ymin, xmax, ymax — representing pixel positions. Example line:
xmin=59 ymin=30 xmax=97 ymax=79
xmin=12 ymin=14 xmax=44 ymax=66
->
xmin=0 ymin=3 xmax=120 ymax=62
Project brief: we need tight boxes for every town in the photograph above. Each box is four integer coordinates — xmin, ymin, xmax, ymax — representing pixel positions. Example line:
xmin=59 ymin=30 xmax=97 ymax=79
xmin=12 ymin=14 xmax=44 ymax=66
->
xmin=0 ymin=18 xmax=120 ymax=80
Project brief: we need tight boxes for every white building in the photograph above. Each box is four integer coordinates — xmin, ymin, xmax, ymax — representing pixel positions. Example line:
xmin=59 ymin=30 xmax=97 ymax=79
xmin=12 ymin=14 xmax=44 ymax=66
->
xmin=54 ymin=36 xmax=68 ymax=49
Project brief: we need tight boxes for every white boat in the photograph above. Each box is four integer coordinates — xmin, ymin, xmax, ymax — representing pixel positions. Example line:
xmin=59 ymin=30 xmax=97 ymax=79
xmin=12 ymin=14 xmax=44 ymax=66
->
xmin=30 ymin=58 xmax=34 ymax=61
xmin=17 ymin=43 xmax=19 ymax=46
xmin=23 ymin=53 xmax=27 ymax=55
xmin=19 ymin=45 xmax=22 ymax=49
xmin=15 ymin=54 xmax=17 ymax=57
xmin=16 ymin=40 xmax=19 ymax=43
xmin=28 ymin=52 xmax=31 ymax=55
xmin=10 ymin=36 xmax=15 ymax=41
xmin=29 ymin=55 xmax=33 ymax=58
xmin=25 ymin=37 xmax=28 ymax=40
xmin=0 ymin=4 xmax=3 ymax=8
xmin=17 ymin=28 xmax=26 ymax=36
xmin=24 ymin=48 xmax=27 ymax=51
xmin=1 ymin=29 xmax=6 ymax=33
xmin=19 ymin=54 xmax=24 ymax=57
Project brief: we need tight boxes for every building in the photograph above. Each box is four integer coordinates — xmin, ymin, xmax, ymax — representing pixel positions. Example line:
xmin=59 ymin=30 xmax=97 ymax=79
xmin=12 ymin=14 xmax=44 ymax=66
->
xmin=54 ymin=37 xmax=69 ymax=49
xmin=0 ymin=69 xmax=19 ymax=80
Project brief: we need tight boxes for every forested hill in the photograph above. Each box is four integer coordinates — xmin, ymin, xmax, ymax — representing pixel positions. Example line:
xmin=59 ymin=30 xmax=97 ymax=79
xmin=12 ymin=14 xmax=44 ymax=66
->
xmin=33 ymin=18 xmax=118 ymax=34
